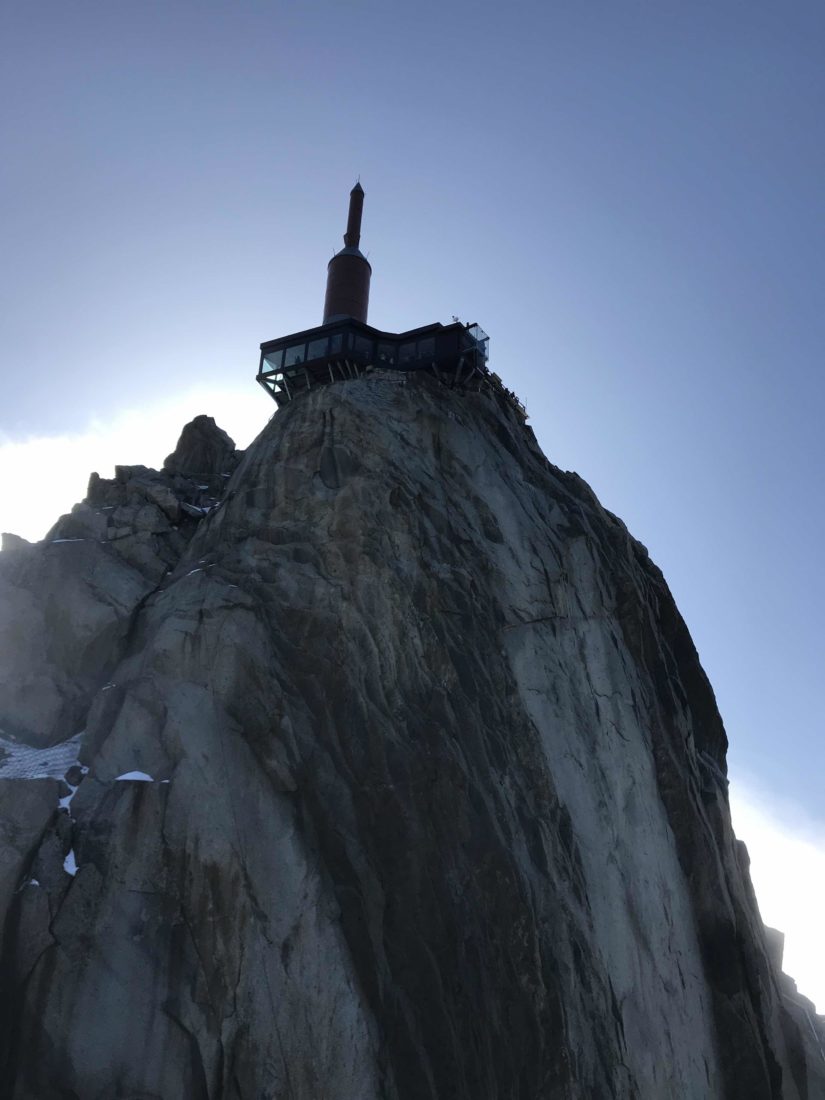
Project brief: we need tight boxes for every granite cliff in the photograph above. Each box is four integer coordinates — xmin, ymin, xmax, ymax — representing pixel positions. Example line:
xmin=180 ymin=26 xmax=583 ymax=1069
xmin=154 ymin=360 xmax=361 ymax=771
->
xmin=0 ymin=378 xmax=822 ymax=1099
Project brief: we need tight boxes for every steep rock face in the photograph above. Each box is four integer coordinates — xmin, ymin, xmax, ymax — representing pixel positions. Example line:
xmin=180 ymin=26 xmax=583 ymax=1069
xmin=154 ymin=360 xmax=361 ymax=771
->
xmin=0 ymin=375 xmax=822 ymax=1099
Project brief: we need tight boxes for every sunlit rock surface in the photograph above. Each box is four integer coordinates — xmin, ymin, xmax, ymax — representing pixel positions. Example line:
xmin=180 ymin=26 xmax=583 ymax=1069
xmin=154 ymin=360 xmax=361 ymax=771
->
xmin=0 ymin=377 xmax=822 ymax=1099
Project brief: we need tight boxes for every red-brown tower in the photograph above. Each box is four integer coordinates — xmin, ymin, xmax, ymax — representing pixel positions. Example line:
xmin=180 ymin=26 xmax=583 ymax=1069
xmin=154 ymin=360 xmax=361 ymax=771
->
xmin=257 ymin=185 xmax=504 ymax=416
xmin=322 ymin=182 xmax=372 ymax=324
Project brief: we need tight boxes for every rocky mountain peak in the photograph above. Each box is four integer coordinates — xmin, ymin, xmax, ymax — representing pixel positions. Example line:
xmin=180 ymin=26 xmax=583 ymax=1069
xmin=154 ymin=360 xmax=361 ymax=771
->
xmin=163 ymin=413 xmax=239 ymax=479
xmin=0 ymin=375 xmax=822 ymax=1098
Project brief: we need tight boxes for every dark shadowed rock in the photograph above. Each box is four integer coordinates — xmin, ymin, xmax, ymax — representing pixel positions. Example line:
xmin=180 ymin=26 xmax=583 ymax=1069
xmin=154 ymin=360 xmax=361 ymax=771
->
xmin=0 ymin=378 xmax=821 ymax=1098
xmin=163 ymin=414 xmax=239 ymax=479
xmin=0 ymin=534 xmax=30 ymax=552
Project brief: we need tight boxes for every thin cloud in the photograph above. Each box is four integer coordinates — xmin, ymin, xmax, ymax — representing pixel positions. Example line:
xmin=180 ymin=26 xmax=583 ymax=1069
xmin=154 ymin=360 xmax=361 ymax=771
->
xmin=729 ymin=778 xmax=825 ymax=1013
xmin=0 ymin=387 xmax=268 ymax=542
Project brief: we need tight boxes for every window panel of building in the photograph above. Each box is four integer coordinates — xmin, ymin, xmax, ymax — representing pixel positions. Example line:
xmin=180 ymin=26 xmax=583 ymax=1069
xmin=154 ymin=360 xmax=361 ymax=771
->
xmin=307 ymin=337 xmax=328 ymax=360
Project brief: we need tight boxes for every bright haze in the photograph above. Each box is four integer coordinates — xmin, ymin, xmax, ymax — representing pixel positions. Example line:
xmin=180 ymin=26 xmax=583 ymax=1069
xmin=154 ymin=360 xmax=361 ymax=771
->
xmin=2 ymin=2 xmax=823 ymax=1005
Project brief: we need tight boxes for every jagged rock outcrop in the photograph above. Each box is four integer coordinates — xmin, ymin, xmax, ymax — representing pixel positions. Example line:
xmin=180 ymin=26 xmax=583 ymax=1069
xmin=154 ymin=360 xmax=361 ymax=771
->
xmin=163 ymin=414 xmax=240 ymax=480
xmin=0 ymin=376 xmax=822 ymax=1099
xmin=0 ymin=423 xmax=242 ymax=748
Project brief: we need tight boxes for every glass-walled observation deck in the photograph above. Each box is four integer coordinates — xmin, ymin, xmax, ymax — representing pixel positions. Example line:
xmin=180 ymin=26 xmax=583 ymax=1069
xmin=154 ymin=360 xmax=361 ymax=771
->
xmin=257 ymin=318 xmax=489 ymax=407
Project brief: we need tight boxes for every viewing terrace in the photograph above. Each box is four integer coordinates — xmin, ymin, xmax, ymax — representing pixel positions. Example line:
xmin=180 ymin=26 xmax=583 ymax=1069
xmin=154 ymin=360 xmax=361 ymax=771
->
xmin=256 ymin=318 xmax=526 ymax=419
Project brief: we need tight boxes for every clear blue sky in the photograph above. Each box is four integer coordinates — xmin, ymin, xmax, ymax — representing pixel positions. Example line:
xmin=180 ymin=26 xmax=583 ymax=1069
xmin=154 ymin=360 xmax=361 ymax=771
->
xmin=2 ymin=1 xmax=823 ymax=825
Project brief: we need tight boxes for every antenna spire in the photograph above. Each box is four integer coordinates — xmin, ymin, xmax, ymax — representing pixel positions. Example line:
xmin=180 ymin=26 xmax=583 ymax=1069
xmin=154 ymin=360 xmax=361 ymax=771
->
xmin=344 ymin=181 xmax=365 ymax=248
xmin=322 ymin=182 xmax=372 ymax=324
